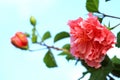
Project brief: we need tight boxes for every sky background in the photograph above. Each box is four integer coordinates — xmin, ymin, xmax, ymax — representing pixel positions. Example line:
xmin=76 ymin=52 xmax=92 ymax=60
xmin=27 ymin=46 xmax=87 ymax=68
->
xmin=0 ymin=0 xmax=120 ymax=80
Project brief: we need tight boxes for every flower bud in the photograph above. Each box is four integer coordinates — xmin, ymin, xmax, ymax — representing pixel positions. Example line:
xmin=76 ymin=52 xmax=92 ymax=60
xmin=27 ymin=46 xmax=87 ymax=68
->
xmin=11 ymin=32 xmax=28 ymax=50
xmin=30 ymin=16 xmax=36 ymax=26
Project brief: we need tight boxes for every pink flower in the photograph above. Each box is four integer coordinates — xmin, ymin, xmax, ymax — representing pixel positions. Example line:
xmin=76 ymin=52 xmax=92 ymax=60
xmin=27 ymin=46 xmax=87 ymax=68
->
xmin=68 ymin=13 xmax=116 ymax=68
xmin=11 ymin=32 xmax=28 ymax=50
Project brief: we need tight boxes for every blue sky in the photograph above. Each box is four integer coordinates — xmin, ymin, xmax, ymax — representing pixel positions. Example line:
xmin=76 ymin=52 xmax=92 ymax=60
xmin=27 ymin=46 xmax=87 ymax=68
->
xmin=0 ymin=0 xmax=120 ymax=80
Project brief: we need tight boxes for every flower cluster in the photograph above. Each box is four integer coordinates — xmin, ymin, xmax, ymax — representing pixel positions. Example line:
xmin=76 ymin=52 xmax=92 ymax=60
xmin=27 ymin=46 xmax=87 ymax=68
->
xmin=68 ymin=13 xmax=116 ymax=68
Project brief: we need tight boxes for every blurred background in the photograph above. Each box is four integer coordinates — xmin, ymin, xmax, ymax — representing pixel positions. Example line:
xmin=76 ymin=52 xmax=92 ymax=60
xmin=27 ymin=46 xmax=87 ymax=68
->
xmin=0 ymin=0 xmax=120 ymax=80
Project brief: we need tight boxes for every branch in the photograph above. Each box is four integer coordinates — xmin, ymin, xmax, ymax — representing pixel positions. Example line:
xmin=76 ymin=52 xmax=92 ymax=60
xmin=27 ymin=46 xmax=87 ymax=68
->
xmin=31 ymin=42 xmax=70 ymax=53
xmin=110 ymin=23 xmax=120 ymax=30
xmin=98 ymin=12 xmax=120 ymax=19
xmin=37 ymin=42 xmax=62 ymax=50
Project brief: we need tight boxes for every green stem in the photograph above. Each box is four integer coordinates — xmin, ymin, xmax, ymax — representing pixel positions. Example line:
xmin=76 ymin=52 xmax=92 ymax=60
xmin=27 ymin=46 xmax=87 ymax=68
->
xmin=110 ymin=23 xmax=120 ymax=30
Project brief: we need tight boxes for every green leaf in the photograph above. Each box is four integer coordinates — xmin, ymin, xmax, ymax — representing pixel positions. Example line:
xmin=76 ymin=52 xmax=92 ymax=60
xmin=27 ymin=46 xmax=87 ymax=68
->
xmin=59 ymin=51 xmax=75 ymax=61
xmin=107 ymin=21 xmax=111 ymax=30
xmin=92 ymin=56 xmax=110 ymax=79
xmin=104 ymin=22 xmax=113 ymax=30
xmin=115 ymin=32 xmax=120 ymax=48
xmin=24 ymin=32 xmax=30 ymax=37
xmin=108 ymin=21 xmax=111 ymax=28
xmin=112 ymin=56 xmax=120 ymax=65
xmin=20 ymin=45 xmax=29 ymax=50
xmin=98 ymin=18 xmax=103 ymax=23
xmin=81 ymin=55 xmax=113 ymax=80
xmin=62 ymin=44 xmax=70 ymax=50
xmin=43 ymin=50 xmax=57 ymax=68
xmin=86 ymin=0 xmax=99 ymax=12
xmin=90 ymin=55 xmax=113 ymax=80
xmin=66 ymin=54 xmax=75 ymax=61
xmin=112 ymin=56 xmax=120 ymax=70
xmin=58 ymin=44 xmax=70 ymax=56
xmin=58 ymin=44 xmax=75 ymax=61
xmin=111 ymin=70 xmax=120 ymax=77
xmin=89 ymin=69 xmax=107 ymax=80
xmin=111 ymin=56 xmax=120 ymax=78
xmin=42 ymin=31 xmax=51 ymax=42
xmin=54 ymin=31 xmax=70 ymax=43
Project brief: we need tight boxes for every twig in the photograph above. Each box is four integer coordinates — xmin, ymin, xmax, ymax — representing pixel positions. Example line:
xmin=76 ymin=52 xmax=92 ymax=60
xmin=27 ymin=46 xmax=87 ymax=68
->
xmin=110 ymin=23 xmax=120 ymax=30
xmin=98 ymin=12 xmax=120 ymax=19
xmin=37 ymin=42 xmax=62 ymax=50
xmin=36 ymin=42 xmax=70 ymax=53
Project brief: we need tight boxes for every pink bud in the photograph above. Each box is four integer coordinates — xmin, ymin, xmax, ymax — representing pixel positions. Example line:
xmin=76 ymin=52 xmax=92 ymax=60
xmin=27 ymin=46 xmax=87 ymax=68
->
xmin=11 ymin=32 xmax=28 ymax=50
